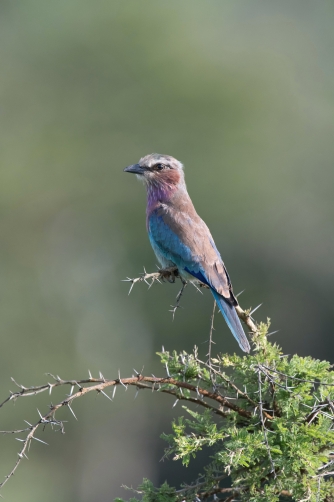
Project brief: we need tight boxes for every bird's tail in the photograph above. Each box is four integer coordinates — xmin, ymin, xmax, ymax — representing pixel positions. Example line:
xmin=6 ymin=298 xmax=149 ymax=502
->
xmin=211 ymin=289 xmax=250 ymax=353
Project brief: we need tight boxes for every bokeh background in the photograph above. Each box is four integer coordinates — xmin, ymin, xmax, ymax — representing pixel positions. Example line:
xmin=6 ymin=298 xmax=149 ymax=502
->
xmin=1 ymin=1 xmax=334 ymax=500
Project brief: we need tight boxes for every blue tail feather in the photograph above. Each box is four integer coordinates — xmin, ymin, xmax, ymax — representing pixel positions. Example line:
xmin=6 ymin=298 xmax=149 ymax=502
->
xmin=211 ymin=289 xmax=250 ymax=353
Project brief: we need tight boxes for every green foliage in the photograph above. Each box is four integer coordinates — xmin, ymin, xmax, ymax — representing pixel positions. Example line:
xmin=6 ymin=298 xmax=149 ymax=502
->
xmin=117 ymin=321 xmax=334 ymax=501
xmin=115 ymin=480 xmax=176 ymax=502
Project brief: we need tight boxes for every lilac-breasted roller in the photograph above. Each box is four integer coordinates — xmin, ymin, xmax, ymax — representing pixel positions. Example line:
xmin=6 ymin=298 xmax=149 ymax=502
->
xmin=124 ymin=153 xmax=250 ymax=353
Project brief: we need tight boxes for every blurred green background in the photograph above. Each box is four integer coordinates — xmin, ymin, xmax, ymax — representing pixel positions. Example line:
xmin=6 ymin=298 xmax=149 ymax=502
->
xmin=1 ymin=0 xmax=334 ymax=500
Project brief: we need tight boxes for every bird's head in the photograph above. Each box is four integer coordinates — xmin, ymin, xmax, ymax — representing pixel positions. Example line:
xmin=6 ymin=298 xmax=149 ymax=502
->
xmin=124 ymin=153 xmax=184 ymax=189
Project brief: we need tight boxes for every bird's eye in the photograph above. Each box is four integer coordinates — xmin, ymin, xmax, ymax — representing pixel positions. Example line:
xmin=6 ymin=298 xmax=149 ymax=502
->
xmin=155 ymin=163 xmax=166 ymax=170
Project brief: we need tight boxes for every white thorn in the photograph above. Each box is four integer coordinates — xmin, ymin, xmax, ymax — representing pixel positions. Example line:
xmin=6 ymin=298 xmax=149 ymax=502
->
xmin=250 ymin=303 xmax=263 ymax=316
xmin=100 ymin=390 xmax=113 ymax=402
xmin=267 ymin=330 xmax=279 ymax=337
xmin=191 ymin=282 xmax=203 ymax=294
xmin=67 ymin=404 xmax=78 ymax=421
xmin=32 ymin=436 xmax=48 ymax=445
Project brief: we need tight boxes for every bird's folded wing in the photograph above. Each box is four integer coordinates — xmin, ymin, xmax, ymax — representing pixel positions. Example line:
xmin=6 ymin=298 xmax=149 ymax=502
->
xmin=148 ymin=206 xmax=235 ymax=303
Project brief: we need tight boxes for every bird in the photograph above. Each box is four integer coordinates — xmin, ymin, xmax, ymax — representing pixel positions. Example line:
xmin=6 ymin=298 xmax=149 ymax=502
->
xmin=124 ymin=153 xmax=250 ymax=353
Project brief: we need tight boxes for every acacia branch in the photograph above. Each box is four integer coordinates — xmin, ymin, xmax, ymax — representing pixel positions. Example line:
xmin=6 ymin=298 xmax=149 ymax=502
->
xmin=0 ymin=370 xmax=255 ymax=491
xmin=123 ymin=266 xmax=258 ymax=334
xmin=131 ymin=381 xmax=228 ymax=418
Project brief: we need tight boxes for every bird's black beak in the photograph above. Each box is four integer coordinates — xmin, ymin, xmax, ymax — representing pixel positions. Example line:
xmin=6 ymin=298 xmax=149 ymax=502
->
xmin=123 ymin=164 xmax=145 ymax=175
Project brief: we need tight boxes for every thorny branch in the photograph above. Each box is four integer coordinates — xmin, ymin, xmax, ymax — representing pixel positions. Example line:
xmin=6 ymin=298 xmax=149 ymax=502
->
xmin=195 ymin=357 xmax=260 ymax=413
xmin=0 ymin=366 xmax=255 ymax=491
xmin=123 ymin=266 xmax=259 ymax=334
xmin=257 ymin=369 xmax=276 ymax=479
xmin=0 ymin=267 xmax=261 ymax=495
xmin=170 ymin=277 xmax=187 ymax=319
xmin=2 ymin=355 xmax=333 ymax=494
xmin=1 ymin=272 xmax=334 ymax=498
xmin=207 ymin=301 xmax=217 ymax=392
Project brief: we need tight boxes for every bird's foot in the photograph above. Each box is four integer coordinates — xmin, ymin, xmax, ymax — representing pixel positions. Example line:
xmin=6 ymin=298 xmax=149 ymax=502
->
xmin=158 ymin=266 xmax=179 ymax=283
